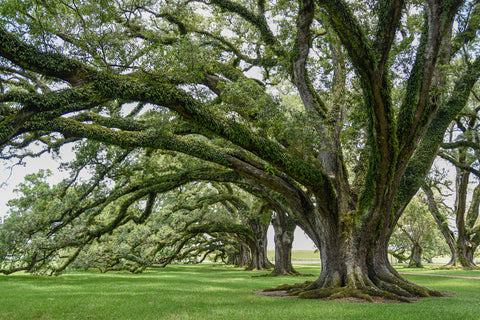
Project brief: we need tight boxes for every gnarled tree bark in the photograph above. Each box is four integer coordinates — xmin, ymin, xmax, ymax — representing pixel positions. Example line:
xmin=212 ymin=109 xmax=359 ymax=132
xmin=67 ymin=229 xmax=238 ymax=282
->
xmin=271 ymin=211 xmax=297 ymax=275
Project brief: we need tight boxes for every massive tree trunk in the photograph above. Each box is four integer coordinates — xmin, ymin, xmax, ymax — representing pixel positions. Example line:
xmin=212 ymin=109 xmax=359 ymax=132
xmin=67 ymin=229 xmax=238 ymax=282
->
xmin=439 ymin=240 xmax=477 ymax=269
xmin=245 ymin=219 xmax=273 ymax=270
xmin=453 ymin=169 xmax=480 ymax=269
xmin=226 ymin=240 xmax=250 ymax=268
xmin=464 ymin=246 xmax=476 ymax=266
xmin=0 ymin=0 xmax=477 ymax=302
xmin=271 ymin=212 xmax=297 ymax=275
xmin=456 ymin=241 xmax=477 ymax=269
xmin=285 ymin=209 xmax=440 ymax=301
xmin=409 ymin=244 xmax=423 ymax=268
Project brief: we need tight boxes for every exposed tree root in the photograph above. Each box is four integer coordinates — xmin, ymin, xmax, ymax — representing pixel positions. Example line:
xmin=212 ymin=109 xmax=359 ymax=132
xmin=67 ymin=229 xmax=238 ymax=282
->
xmin=252 ymin=272 xmax=315 ymax=278
xmin=300 ymin=287 xmax=377 ymax=301
xmin=269 ymin=268 xmax=299 ymax=276
xmin=439 ymin=263 xmax=480 ymax=271
xmin=263 ymin=281 xmax=314 ymax=292
xmin=262 ymin=281 xmax=445 ymax=303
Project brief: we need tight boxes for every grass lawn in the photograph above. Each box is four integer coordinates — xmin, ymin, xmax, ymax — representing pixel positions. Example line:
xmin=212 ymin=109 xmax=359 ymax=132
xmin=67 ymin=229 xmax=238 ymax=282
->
xmin=267 ymin=250 xmax=321 ymax=262
xmin=1 ymin=264 xmax=479 ymax=320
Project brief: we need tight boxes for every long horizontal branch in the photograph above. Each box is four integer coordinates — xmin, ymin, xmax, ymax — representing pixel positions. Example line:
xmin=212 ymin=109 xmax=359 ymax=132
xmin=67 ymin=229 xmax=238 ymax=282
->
xmin=438 ymin=152 xmax=480 ymax=178
xmin=186 ymin=223 xmax=256 ymax=246
xmin=25 ymin=116 xmax=313 ymax=214
xmin=0 ymin=87 xmax=108 ymax=147
xmin=0 ymin=20 xmax=336 ymax=214
xmin=0 ymin=26 xmax=95 ymax=86
xmin=82 ymin=169 xmax=242 ymax=239
xmin=173 ymin=193 xmax=247 ymax=212
xmin=441 ymin=140 xmax=480 ymax=150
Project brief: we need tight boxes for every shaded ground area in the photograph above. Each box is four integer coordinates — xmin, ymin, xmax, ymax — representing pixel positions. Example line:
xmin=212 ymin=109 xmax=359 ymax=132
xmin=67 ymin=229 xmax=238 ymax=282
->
xmin=255 ymin=268 xmax=465 ymax=303
xmin=254 ymin=289 xmax=410 ymax=303
xmin=255 ymin=287 xmax=455 ymax=303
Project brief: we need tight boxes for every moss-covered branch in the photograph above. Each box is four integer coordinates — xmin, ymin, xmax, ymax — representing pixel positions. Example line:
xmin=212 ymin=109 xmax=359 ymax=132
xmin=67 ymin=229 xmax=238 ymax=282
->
xmin=450 ymin=2 xmax=480 ymax=56
xmin=208 ymin=0 xmax=281 ymax=50
xmin=173 ymin=193 xmax=247 ymax=213
xmin=292 ymin=0 xmax=328 ymax=118
xmin=441 ymin=140 xmax=480 ymax=151
xmin=396 ymin=1 xmax=463 ymax=154
xmin=186 ymin=223 xmax=256 ymax=246
xmin=466 ymin=183 xmax=480 ymax=229
xmin=317 ymin=0 xmax=376 ymax=80
xmin=0 ymin=26 xmax=95 ymax=87
xmin=394 ymin=55 xmax=480 ymax=221
xmin=438 ymin=152 xmax=480 ymax=178
xmin=373 ymin=0 xmax=404 ymax=72
xmin=70 ymin=112 xmax=148 ymax=132
xmin=0 ymin=87 xmax=108 ymax=146
xmin=0 ymin=23 xmax=336 ymax=210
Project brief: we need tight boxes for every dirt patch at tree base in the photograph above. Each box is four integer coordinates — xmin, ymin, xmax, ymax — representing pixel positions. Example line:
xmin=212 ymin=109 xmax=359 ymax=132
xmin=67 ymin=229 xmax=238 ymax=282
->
xmin=251 ymin=273 xmax=316 ymax=278
xmin=254 ymin=289 xmax=454 ymax=303
xmin=255 ymin=290 xmax=297 ymax=298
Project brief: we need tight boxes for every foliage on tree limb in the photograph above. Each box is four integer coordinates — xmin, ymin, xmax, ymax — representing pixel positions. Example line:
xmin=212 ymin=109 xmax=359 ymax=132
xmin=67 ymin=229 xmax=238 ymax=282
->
xmin=1 ymin=0 xmax=480 ymax=301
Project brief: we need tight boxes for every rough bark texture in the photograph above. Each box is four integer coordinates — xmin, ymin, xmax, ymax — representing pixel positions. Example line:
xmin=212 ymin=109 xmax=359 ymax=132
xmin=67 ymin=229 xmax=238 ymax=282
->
xmin=0 ymin=0 xmax=477 ymax=302
xmin=227 ymin=241 xmax=250 ymax=268
xmin=267 ymin=224 xmax=441 ymax=301
xmin=423 ymin=176 xmax=480 ymax=269
xmin=271 ymin=213 xmax=297 ymax=275
xmin=409 ymin=244 xmax=423 ymax=268
xmin=246 ymin=219 xmax=273 ymax=270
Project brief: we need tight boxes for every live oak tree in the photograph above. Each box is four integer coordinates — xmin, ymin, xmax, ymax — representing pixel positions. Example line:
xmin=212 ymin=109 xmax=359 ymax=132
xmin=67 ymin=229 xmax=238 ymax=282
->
xmin=388 ymin=197 xmax=447 ymax=268
xmin=422 ymin=105 xmax=480 ymax=269
xmin=72 ymin=202 xmax=255 ymax=274
xmin=0 ymin=170 xmax=67 ymax=275
xmin=0 ymin=144 xmax=277 ymax=274
xmin=0 ymin=142 xmax=271 ymax=274
xmin=271 ymin=209 xmax=298 ymax=275
xmin=1 ymin=0 xmax=480 ymax=300
xmin=170 ymin=181 xmax=275 ymax=271
xmin=423 ymin=173 xmax=480 ymax=269
xmin=0 ymin=143 xmax=244 ymax=274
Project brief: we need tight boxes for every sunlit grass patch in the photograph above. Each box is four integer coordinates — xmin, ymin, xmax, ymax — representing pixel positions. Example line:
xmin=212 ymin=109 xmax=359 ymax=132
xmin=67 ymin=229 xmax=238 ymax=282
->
xmin=268 ymin=250 xmax=321 ymax=262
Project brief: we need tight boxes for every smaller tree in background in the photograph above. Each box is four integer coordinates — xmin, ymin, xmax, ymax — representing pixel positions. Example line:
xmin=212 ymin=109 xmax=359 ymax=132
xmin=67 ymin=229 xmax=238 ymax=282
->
xmin=389 ymin=197 xmax=448 ymax=268
xmin=0 ymin=152 xmax=280 ymax=274
xmin=0 ymin=170 xmax=85 ymax=275
xmin=422 ymin=105 xmax=480 ymax=269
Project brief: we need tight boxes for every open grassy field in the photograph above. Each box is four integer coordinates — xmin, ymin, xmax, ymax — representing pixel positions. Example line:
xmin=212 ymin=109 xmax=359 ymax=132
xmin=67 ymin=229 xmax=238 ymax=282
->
xmin=1 ymin=263 xmax=479 ymax=320
xmin=267 ymin=250 xmax=321 ymax=262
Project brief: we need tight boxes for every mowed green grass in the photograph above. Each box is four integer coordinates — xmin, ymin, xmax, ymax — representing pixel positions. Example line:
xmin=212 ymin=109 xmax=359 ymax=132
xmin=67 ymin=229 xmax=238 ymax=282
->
xmin=267 ymin=250 xmax=321 ymax=262
xmin=1 ymin=264 xmax=479 ymax=320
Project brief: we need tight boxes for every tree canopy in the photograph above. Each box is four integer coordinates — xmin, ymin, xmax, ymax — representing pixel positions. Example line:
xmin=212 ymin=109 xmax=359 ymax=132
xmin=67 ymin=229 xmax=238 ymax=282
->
xmin=1 ymin=0 xmax=480 ymax=301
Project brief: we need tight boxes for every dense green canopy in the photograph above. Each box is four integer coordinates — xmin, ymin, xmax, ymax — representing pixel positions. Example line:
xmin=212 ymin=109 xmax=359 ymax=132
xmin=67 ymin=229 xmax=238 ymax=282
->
xmin=1 ymin=0 xmax=480 ymax=301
